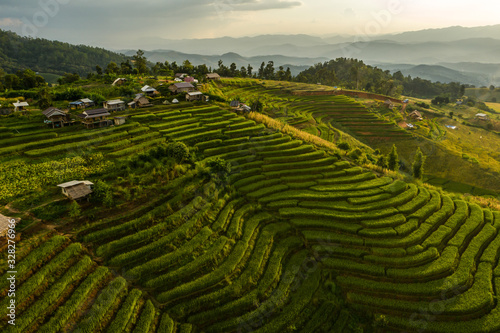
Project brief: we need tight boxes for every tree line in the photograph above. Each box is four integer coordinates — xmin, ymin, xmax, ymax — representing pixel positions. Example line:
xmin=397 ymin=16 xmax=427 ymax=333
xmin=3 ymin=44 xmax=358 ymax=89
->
xmin=295 ymin=58 xmax=472 ymax=99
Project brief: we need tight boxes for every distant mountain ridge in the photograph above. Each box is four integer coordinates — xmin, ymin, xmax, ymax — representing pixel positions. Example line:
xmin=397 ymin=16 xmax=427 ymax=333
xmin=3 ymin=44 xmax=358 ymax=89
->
xmin=120 ymin=49 xmax=327 ymax=76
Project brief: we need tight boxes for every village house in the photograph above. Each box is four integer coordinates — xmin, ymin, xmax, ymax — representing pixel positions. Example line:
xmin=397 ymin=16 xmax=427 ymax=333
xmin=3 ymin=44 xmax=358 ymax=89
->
xmin=169 ymin=82 xmax=195 ymax=94
xmin=57 ymin=180 xmax=93 ymax=200
xmin=13 ymin=101 xmax=29 ymax=112
xmin=43 ymin=107 xmax=75 ymax=128
xmin=185 ymin=91 xmax=208 ymax=102
xmin=104 ymin=99 xmax=126 ymax=112
xmin=175 ymin=73 xmax=188 ymax=79
xmin=128 ymin=95 xmax=152 ymax=109
xmin=184 ymin=76 xmax=198 ymax=84
xmin=80 ymin=98 xmax=95 ymax=108
xmin=384 ymin=99 xmax=394 ymax=109
xmin=77 ymin=108 xmax=112 ymax=129
xmin=114 ymin=117 xmax=126 ymax=126
xmin=230 ymin=100 xmax=251 ymax=112
xmin=230 ymin=100 xmax=240 ymax=108
xmin=112 ymin=78 xmax=127 ymax=86
xmin=69 ymin=101 xmax=85 ymax=110
xmin=206 ymin=73 xmax=221 ymax=81
xmin=476 ymin=113 xmax=489 ymax=121
xmin=409 ymin=110 xmax=423 ymax=121
xmin=141 ymin=85 xmax=159 ymax=97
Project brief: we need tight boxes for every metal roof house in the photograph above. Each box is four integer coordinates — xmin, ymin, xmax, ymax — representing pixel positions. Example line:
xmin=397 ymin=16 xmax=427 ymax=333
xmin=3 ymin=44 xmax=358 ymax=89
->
xmin=77 ymin=108 xmax=112 ymax=129
xmin=80 ymin=98 xmax=95 ymax=107
xmin=141 ymin=85 xmax=159 ymax=97
xmin=13 ymin=101 xmax=29 ymax=112
xmin=57 ymin=180 xmax=93 ymax=200
xmin=186 ymin=91 xmax=206 ymax=102
xmin=69 ymin=101 xmax=85 ymax=110
xmin=476 ymin=113 xmax=489 ymax=120
xmin=103 ymin=99 xmax=126 ymax=112
xmin=169 ymin=82 xmax=195 ymax=94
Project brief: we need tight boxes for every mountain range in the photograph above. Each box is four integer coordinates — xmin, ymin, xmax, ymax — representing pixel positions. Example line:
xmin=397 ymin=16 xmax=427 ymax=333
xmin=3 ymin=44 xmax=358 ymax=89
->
xmin=116 ymin=25 xmax=500 ymax=86
xmin=2 ymin=24 xmax=500 ymax=86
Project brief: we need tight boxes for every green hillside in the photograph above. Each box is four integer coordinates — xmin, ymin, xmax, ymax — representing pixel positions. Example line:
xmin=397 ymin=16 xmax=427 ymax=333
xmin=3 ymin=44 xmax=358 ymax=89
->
xmin=1 ymin=85 xmax=500 ymax=332
xmin=0 ymin=29 xmax=128 ymax=76
xmin=207 ymin=78 xmax=500 ymax=195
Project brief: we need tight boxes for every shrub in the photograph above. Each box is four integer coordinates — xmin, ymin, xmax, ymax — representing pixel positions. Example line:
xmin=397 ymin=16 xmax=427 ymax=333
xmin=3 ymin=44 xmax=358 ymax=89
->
xmin=338 ymin=142 xmax=350 ymax=150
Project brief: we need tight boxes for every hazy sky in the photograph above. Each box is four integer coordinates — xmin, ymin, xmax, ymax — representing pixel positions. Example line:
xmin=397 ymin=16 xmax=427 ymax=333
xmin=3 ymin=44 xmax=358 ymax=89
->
xmin=1 ymin=0 xmax=500 ymax=49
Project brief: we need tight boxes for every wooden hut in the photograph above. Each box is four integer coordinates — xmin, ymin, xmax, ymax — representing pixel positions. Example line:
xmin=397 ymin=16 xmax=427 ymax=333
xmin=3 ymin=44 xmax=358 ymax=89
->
xmin=57 ymin=180 xmax=93 ymax=200
xmin=43 ymin=107 xmax=74 ymax=128
xmin=77 ymin=108 xmax=112 ymax=129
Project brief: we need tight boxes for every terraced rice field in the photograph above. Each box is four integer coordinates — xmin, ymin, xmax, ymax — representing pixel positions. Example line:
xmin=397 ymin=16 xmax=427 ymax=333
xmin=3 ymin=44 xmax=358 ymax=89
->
xmin=1 ymin=101 xmax=500 ymax=332
xmin=206 ymin=78 xmax=413 ymax=145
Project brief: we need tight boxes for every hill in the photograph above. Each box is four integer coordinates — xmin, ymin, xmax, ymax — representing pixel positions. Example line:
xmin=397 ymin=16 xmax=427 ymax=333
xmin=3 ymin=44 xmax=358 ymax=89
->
xmin=1 ymin=80 xmax=500 ymax=332
xmin=0 ymin=29 xmax=129 ymax=76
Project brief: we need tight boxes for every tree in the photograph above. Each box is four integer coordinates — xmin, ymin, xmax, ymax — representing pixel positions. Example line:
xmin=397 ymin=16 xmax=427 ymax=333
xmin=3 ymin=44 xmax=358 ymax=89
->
xmin=431 ymin=96 xmax=449 ymax=105
xmin=388 ymin=145 xmax=399 ymax=171
xmin=338 ymin=142 xmax=350 ymax=151
xmin=229 ymin=63 xmax=237 ymax=77
xmin=251 ymin=100 xmax=263 ymax=112
xmin=4 ymin=74 xmax=21 ymax=90
xmin=133 ymin=49 xmax=148 ymax=74
xmin=284 ymin=67 xmax=292 ymax=81
xmin=489 ymin=85 xmax=495 ymax=91
xmin=449 ymin=111 xmax=454 ymax=118
xmin=376 ymin=155 xmax=388 ymax=169
xmin=95 ymin=65 xmax=103 ymax=76
xmin=264 ymin=61 xmax=275 ymax=80
xmin=58 ymin=72 xmax=80 ymax=85
xmin=247 ymin=64 xmax=253 ymax=77
xmin=105 ymin=62 xmax=120 ymax=74
xmin=18 ymin=69 xmax=45 ymax=89
xmin=412 ymin=148 xmax=425 ymax=179
xmin=206 ymin=158 xmax=231 ymax=184
xmin=182 ymin=59 xmax=194 ymax=74
xmin=240 ymin=66 xmax=247 ymax=78
xmin=37 ymin=87 xmax=52 ymax=110
xmin=121 ymin=61 xmax=133 ymax=74
xmin=69 ymin=201 xmax=81 ymax=218
xmin=276 ymin=66 xmax=285 ymax=81
xmin=166 ymin=142 xmax=191 ymax=164
xmin=258 ymin=62 xmax=265 ymax=79
xmin=459 ymin=84 xmax=466 ymax=97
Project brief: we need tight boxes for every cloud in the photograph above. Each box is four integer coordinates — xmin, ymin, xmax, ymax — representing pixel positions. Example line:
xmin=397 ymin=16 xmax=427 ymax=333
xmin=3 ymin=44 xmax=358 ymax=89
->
xmin=0 ymin=17 xmax=23 ymax=28
xmin=211 ymin=0 xmax=301 ymax=12
xmin=344 ymin=8 xmax=356 ymax=17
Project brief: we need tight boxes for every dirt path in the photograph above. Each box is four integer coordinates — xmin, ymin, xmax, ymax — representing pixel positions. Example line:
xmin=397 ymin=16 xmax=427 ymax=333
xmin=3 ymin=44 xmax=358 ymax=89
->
xmin=0 ymin=213 xmax=14 ymax=237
